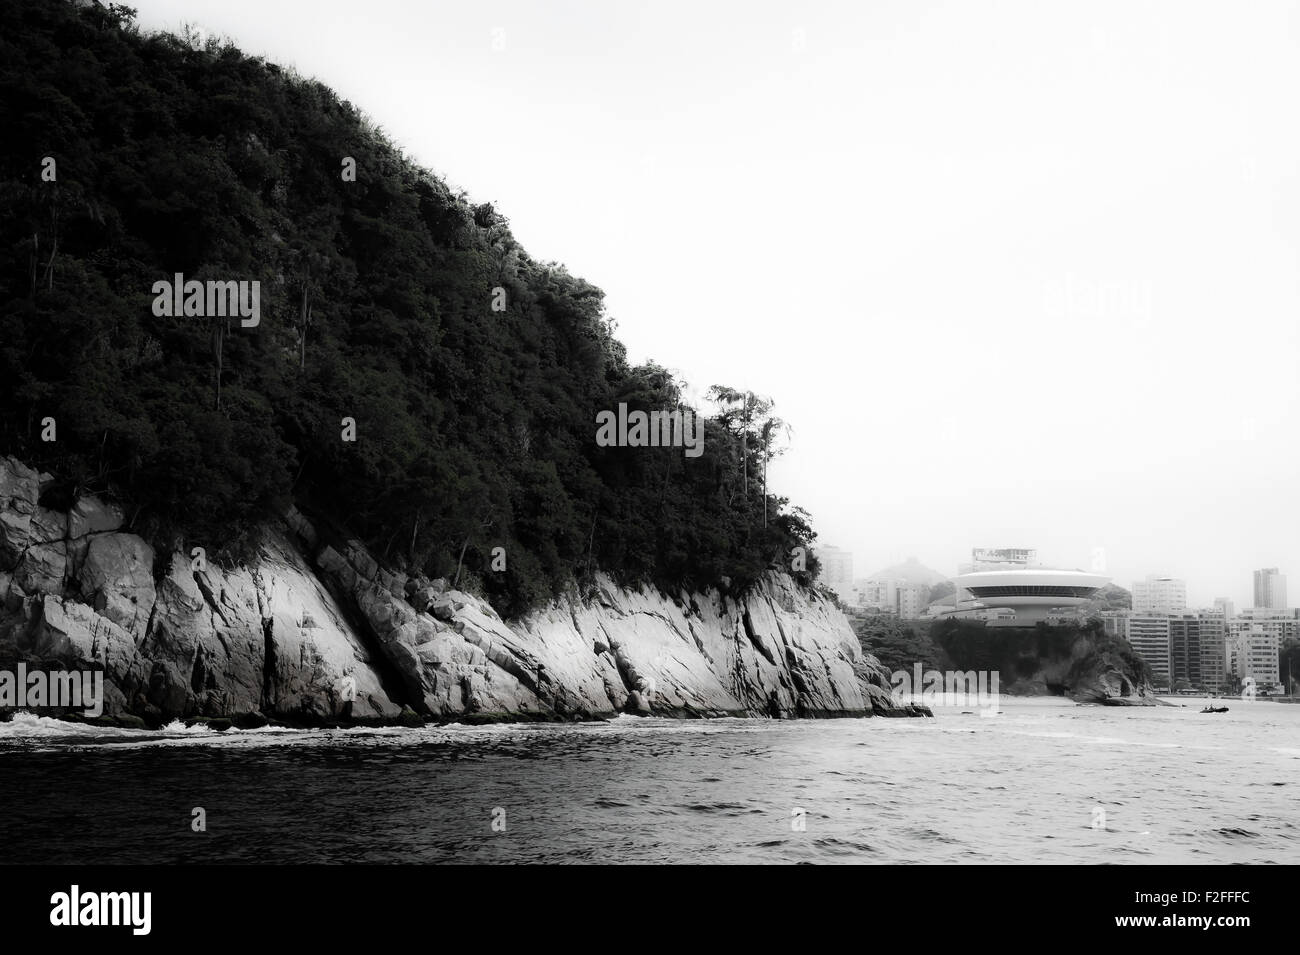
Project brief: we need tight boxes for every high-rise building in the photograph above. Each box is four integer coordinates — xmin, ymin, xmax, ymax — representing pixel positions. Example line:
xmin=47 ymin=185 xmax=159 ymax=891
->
xmin=1111 ymin=610 xmax=1232 ymax=692
xmin=1132 ymin=575 xmax=1187 ymax=614
xmin=896 ymin=584 xmax=927 ymax=619
xmin=1196 ymin=615 xmax=1229 ymax=693
xmin=814 ymin=546 xmax=854 ymax=600
xmin=855 ymin=578 xmax=928 ymax=617
xmin=1126 ymin=615 xmax=1172 ymax=688
xmin=968 ymin=548 xmax=1037 ymax=567
xmin=1169 ymin=613 xmax=1229 ymax=691
xmin=857 ymin=578 xmax=899 ymax=610
xmin=1253 ymin=568 xmax=1287 ymax=611
xmin=1230 ymin=611 xmax=1297 ymax=640
xmin=1213 ymin=597 xmax=1235 ymax=620
xmin=1227 ymin=624 xmax=1282 ymax=690
xmin=1168 ymin=615 xmax=1202 ymax=689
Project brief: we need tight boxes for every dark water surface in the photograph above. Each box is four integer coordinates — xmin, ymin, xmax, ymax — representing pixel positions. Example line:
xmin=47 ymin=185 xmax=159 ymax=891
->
xmin=0 ymin=699 xmax=1295 ymax=864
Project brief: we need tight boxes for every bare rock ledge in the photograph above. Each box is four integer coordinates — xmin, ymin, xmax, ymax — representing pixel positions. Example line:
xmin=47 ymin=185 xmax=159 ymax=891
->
xmin=0 ymin=456 xmax=926 ymax=726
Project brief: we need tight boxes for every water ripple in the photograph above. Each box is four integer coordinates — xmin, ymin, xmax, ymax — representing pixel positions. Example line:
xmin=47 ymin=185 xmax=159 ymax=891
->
xmin=0 ymin=701 xmax=1296 ymax=863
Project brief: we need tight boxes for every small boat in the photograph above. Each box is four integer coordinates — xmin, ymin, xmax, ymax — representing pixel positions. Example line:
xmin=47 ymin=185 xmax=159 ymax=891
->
xmin=1200 ymin=705 xmax=1230 ymax=714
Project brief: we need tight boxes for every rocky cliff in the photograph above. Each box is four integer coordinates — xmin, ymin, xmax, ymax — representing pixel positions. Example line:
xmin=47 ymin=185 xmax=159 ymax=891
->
xmin=0 ymin=457 xmax=921 ymax=726
xmin=929 ymin=617 xmax=1162 ymax=705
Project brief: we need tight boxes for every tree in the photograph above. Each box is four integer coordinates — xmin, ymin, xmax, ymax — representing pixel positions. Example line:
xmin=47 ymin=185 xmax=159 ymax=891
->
xmin=707 ymin=386 xmax=776 ymax=507
xmin=928 ymin=580 xmax=956 ymax=604
xmin=758 ymin=412 xmax=790 ymax=527
xmin=0 ymin=0 xmax=830 ymax=620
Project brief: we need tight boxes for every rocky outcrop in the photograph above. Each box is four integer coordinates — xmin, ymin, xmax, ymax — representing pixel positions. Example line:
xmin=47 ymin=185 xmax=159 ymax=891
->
xmin=0 ymin=455 xmax=919 ymax=725
xmin=79 ymin=534 xmax=155 ymax=637
xmin=35 ymin=596 xmax=146 ymax=715
xmin=0 ymin=456 xmax=40 ymax=567
xmin=930 ymin=618 xmax=1161 ymax=705
xmin=306 ymin=526 xmax=916 ymax=720
xmin=1069 ymin=660 xmax=1168 ymax=706
xmin=136 ymin=530 xmax=403 ymax=722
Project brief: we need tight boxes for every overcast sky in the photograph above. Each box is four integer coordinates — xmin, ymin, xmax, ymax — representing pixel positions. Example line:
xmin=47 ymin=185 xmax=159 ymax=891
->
xmin=133 ymin=0 xmax=1300 ymax=608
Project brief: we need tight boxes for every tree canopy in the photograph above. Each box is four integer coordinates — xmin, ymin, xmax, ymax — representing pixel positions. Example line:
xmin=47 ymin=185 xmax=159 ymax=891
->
xmin=0 ymin=0 xmax=822 ymax=617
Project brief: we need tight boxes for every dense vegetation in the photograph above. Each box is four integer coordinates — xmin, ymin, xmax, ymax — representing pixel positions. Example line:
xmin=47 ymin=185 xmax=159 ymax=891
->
xmin=1079 ymin=583 xmax=1132 ymax=614
xmin=849 ymin=616 xmax=941 ymax=673
xmin=929 ymin=618 xmax=1153 ymax=687
xmin=926 ymin=580 xmax=955 ymax=604
xmin=0 ymin=0 xmax=818 ymax=617
xmin=852 ymin=615 xmax=1155 ymax=693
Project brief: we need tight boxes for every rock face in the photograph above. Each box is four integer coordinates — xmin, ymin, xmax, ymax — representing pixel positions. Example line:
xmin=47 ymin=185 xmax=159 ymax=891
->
xmin=1068 ymin=660 xmax=1168 ymax=706
xmin=0 ymin=456 xmax=917 ymax=724
xmin=310 ymin=531 xmax=909 ymax=720
xmin=930 ymin=618 xmax=1160 ymax=705
xmin=79 ymin=534 xmax=155 ymax=637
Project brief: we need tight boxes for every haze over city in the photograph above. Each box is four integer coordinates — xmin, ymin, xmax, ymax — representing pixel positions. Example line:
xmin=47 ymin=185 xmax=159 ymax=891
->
xmin=130 ymin=0 xmax=1300 ymax=608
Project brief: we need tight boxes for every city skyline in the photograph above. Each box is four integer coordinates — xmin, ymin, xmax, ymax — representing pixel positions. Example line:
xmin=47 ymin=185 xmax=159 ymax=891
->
xmin=824 ymin=544 xmax=1293 ymax=614
xmin=1254 ymin=567 xmax=1288 ymax=611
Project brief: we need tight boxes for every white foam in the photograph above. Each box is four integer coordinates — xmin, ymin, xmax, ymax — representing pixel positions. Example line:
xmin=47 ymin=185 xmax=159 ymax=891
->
xmin=158 ymin=719 xmax=214 ymax=734
xmin=0 ymin=712 xmax=139 ymax=739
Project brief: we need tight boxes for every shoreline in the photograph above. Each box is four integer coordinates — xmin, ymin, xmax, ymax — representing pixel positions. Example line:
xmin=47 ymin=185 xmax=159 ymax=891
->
xmin=1 ymin=702 xmax=933 ymax=733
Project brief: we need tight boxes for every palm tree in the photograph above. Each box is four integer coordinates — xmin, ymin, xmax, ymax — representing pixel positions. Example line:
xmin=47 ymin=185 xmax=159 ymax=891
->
xmin=707 ymin=386 xmax=774 ymax=506
xmin=759 ymin=413 xmax=792 ymax=528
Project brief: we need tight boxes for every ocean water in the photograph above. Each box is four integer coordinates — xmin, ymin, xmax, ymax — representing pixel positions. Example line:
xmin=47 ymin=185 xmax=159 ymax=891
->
xmin=0 ymin=698 xmax=1295 ymax=864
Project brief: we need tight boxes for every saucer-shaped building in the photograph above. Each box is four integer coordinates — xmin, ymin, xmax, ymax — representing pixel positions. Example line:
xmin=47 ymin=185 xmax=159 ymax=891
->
xmin=948 ymin=548 xmax=1110 ymax=624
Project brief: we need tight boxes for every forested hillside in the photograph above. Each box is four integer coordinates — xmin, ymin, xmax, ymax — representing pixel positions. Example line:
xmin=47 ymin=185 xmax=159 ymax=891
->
xmin=0 ymin=0 xmax=817 ymax=617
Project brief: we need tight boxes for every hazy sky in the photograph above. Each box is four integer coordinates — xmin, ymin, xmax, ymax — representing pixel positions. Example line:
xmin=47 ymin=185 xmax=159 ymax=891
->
xmin=132 ymin=0 xmax=1300 ymax=608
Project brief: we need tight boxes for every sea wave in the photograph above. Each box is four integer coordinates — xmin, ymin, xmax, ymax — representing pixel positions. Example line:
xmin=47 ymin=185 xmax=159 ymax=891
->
xmin=0 ymin=712 xmax=144 ymax=739
xmin=1 ymin=702 xmax=1296 ymax=863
